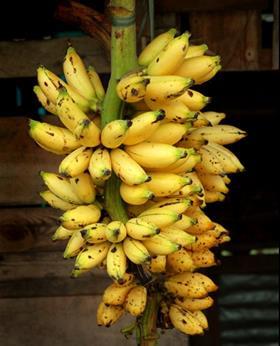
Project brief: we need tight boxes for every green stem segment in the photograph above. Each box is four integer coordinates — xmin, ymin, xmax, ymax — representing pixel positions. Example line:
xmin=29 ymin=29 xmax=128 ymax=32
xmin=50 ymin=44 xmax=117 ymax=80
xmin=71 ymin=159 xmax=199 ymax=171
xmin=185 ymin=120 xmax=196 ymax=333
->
xmin=102 ymin=2 xmax=159 ymax=345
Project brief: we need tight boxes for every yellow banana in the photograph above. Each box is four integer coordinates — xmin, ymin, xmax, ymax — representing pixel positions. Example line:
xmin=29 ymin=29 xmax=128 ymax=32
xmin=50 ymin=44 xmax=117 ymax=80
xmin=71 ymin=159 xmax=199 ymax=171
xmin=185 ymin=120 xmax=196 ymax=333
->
xmin=40 ymin=171 xmax=82 ymax=205
xmin=116 ymin=72 xmax=148 ymax=103
xmin=172 ymin=214 xmax=198 ymax=231
xmin=204 ymin=190 xmax=225 ymax=203
xmin=145 ymin=97 xmax=198 ymax=122
xmin=143 ymin=172 xmax=191 ymax=197
xmin=139 ymin=207 xmax=182 ymax=228
xmin=125 ymin=142 xmax=188 ymax=169
xmin=197 ymin=172 xmax=229 ymax=194
xmin=96 ymin=302 xmax=125 ymax=327
xmin=149 ymin=255 xmax=167 ymax=273
xmin=166 ymin=248 xmax=195 ymax=273
xmin=105 ymin=221 xmax=127 ymax=243
xmin=175 ymin=55 xmax=221 ymax=83
xmin=40 ymin=190 xmax=76 ymax=211
xmin=161 ymin=227 xmax=196 ymax=247
xmin=60 ymin=205 xmax=101 ymax=229
xmin=29 ymin=119 xmax=81 ymax=155
xmin=195 ymin=64 xmax=222 ymax=85
xmin=111 ymin=149 xmax=150 ymax=185
xmin=184 ymin=124 xmax=247 ymax=149
xmin=190 ymin=310 xmax=209 ymax=330
xmin=52 ymin=225 xmax=74 ymax=241
xmin=63 ymin=47 xmax=98 ymax=109
xmin=142 ymin=234 xmax=180 ymax=256
xmin=120 ymin=183 xmax=154 ymax=205
xmin=123 ymin=237 xmax=151 ymax=264
xmin=88 ymin=147 xmax=112 ymax=185
xmin=123 ymin=110 xmax=165 ymax=145
xmin=37 ymin=66 xmax=90 ymax=113
xmin=148 ymin=197 xmax=192 ymax=214
xmin=102 ymin=282 xmax=136 ymax=305
xmin=172 ymin=171 xmax=204 ymax=198
xmin=72 ymin=242 xmax=111 ymax=277
xmin=195 ymin=145 xmax=226 ymax=175
xmin=106 ymin=243 xmax=127 ymax=283
xmin=81 ymin=223 xmax=107 ymax=244
xmin=87 ymin=65 xmax=105 ymax=101
xmin=69 ymin=173 xmax=96 ymax=204
xmin=203 ymin=111 xmax=226 ymax=125
xmin=126 ymin=218 xmax=160 ymax=240
xmin=175 ymin=296 xmax=214 ymax=312
xmin=147 ymin=122 xmax=190 ymax=145
xmin=59 ymin=146 xmax=92 ymax=178
xmin=186 ymin=227 xmax=229 ymax=251
xmin=191 ymin=112 xmax=211 ymax=128
xmin=145 ymin=75 xmax=194 ymax=103
xmin=185 ymin=207 xmax=215 ymax=235
xmin=33 ymin=85 xmax=57 ymax=115
xmin=166 ymin=151 xmax=201 ymax=174
xmin=178 ymin=89 xmax=210 ymax=111
xmin=56 ymin=88 xmax=100 ymax=147
xmin=63 ymin=230 xmax=85 ymax=259
xmin=101 ymin=119 xmax=132 ymax=149
xmin=191 ymin=249 xmax=217 ymax=268
xmin=185 ymin=44 xmax=208 ymax=59
xmin=147 ymin=32 xmax=191 ymax=75
xmin=138 ymin=28 xmax=177 ymax=66
xmin=169 ymin=305 xmax=204 ymax=335
xmin=124 ymin=286 xmax=147 ymax=317
xmin=207 ymin=142 xmax=245 ymax=173
xmin=167 ymin=272 xmax=218 ymax=293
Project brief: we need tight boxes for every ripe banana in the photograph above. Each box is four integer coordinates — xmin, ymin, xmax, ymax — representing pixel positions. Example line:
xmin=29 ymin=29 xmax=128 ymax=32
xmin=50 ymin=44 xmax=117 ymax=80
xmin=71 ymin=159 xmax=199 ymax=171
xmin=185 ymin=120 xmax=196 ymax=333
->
xmin=142 ymin=234 xmax=180 ymax=256
xmin=123 ymin=110 xmax=165 ymax=145
xmin=106 ymin=243 xmax=127 ymax=283
xmin=87 ymin=65 xmax=105 ymax=101
xmin=72 ymin=242 xmax=111 ymax=277
xmin=123 ymin=237 xmax=151 ymax=264
xmin=40 ymin=190 xmax=76 ymax=211
xmin=197 ymin=172 xmax=229 ymax=194
xmin=203 ymin=111 xmax=226 ymax=125
xmin=175 ymin=296 xmax=214 ymax=312
xmin=147 ymin=32 xmax=191 ymax=76
xmin=139 ymin=207 xmax=182 ymax=228
xmin=33 ymin=85 xmax=57 ymax=115
xmin=161 ymin=227 xmax=196 ymax=247
xmin=102 ymin=282 xmax=135 ymax=305
xmin=166 ymin=247 xmax=195 ymax=273
xmin=60 ymin=204 xmax=101 ymax=229
xmin=56 ymin=88 xmax=100 ymax=147
xmin=96 ymin=301 xmax=125 ymax=327
xmin=169 ymin=305 xmax=205 ymax=335
xmin=175 ymin=55 xmax=221 ymax=83
xmin=148 ymin=197 xmax=192 ymax=214
xmin=101 ymin=119 xmax=132 ymax=149
xmin=138 ymin=28 xmax=177 ymax=66
xmin=178 ymin=89 xmax=210 ymax=111
xmin=52 ymin=225 xmax=74 ymax=241
xmin=147 ymin=122 xmax=190 ymax=145
xmin=185 ymin=207 xmax=215 ymax=235
xmin=116 ymin=72 xmax=148 ymax=103
xmin=63 ymin=230 xmax=85 ymax=259
xmin=172 ymin=172 xmax=204 ymax=198
xmin=105 ymin=221 xmax=127 ymax=243
xmin=195 ymin=64 xmax=222 ymax=85
xmin=125 ymin=142 xmax=188 ymax=169
xmin=192 ymin=112 xmax=212 ymax=128
xmin=88 ymin=147 xmax=112 ymax=185
xmin=195 ymin=145 xmax=226 ymax=175
xmin=185 ymin=44 xmax=208 ymax=59
xmin=166 ymin=151 xmax=201 ymax=174
xmin=81 ymin=223 xmax=107 ymax=244
xmin=124 ymin=286 xmax=147 ymax=317
xmin=126 ymin=218 xmax=160 ymax=240
xmin=149 ymin=255 xmax=167 ymax=273
xmin=120 ymin=182 xmax=154 ymax=205
xmin=29 ymin=119 xmax=81 ymax=155
xmin=59 ymin=146 xmax=92 ymax=177
xmin=204 ymin=190 xmax=226 ymax=203
xmin=111 ymin=149 xmax=150 ymax=185
xmin=191 ymin=249 xmax=217 ymax=268
xmin=69 ymin=173 xmax=96 ymax=204
xmin=40 ymin=171 xmax=82 ymax=205
xmin=172 ymin=214 xmax=198 ymax=230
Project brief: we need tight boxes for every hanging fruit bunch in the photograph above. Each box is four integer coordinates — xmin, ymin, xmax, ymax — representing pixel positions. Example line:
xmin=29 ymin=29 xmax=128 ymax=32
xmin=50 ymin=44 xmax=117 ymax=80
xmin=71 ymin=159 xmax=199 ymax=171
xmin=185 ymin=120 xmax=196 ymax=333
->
xmin=29 ymin=18 xmax=246 ymax=343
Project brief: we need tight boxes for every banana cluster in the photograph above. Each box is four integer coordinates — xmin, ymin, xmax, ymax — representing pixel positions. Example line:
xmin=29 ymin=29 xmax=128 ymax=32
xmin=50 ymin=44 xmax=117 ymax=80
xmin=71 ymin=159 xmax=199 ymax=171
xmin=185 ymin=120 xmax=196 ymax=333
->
xmin=29 ymin=29 xmax=246 ymax=338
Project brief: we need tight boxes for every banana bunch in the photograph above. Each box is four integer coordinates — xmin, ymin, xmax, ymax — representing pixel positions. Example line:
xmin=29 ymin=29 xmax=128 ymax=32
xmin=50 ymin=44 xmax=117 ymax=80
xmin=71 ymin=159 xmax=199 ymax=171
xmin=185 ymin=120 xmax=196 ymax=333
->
xmin=29 ymin=29 xmax=246 ymax=338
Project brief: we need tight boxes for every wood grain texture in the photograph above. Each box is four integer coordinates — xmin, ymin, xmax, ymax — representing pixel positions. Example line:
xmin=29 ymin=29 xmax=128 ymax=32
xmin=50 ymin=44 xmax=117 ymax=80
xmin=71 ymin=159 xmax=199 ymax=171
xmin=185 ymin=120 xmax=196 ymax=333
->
xmin=0 ymin=295 xmax=188 ymax=346
xmin=155 ymin=0 xmax=268 ymax=12
xmin=0 ymin=35 xmax=110 ymax=78
xmin=189 ymin=10 xmax=260 ymax=70
xmin=0 ymin=116 xmax=62 ymax=206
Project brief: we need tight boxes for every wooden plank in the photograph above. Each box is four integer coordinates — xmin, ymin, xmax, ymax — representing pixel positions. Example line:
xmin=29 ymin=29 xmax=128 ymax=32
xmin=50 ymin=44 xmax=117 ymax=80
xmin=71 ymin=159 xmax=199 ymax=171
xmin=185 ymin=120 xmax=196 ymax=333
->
xmin=0 ymin=296 xmax=189 ymax=346
xmin=0 ymin=35 xmax=110 ymax=78
xmin=0 ymin=116 xmax=62 ymax=206
xmin=189 ymin=10 xmax=260 ymax=70
xmin=0 ymin=207 xmax=61 ymax=253
xmin=155 ymin=0 xmax=268 ymax=12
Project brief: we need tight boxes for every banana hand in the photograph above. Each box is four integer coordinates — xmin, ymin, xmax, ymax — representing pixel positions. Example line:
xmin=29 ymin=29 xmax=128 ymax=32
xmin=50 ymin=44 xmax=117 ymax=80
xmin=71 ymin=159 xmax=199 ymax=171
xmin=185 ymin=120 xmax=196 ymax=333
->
xmin=123 ymin=237 xmax=151 ymax=264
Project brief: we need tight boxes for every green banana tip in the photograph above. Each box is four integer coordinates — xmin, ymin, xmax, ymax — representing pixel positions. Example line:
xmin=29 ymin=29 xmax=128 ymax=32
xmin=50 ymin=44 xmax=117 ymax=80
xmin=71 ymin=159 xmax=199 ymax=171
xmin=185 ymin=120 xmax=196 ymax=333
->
xmin=39 ymin=170 xmax=46 ymax=178
xmin=29 ymin=118 xmax=39 ymax=129
xmin=67 ymin=46 xmax=76 ymax=54
xmin=33 ymin=85 xmax=40 ymax=93
xmin=88 ymin=65 xmax=96 ymax=72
